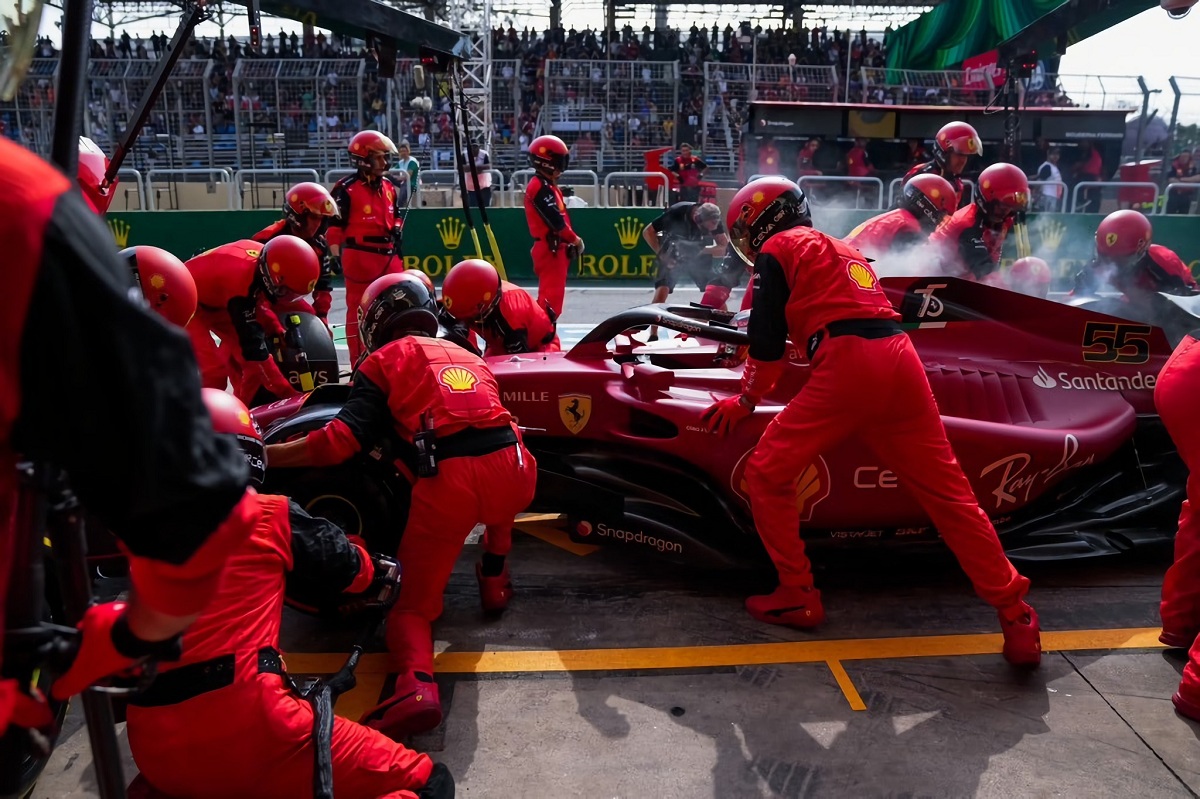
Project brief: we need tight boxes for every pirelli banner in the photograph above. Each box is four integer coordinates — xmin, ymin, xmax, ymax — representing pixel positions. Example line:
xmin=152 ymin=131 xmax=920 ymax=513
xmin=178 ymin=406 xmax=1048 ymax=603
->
xmin=105 ymin=208 xmax=1200 ymax=288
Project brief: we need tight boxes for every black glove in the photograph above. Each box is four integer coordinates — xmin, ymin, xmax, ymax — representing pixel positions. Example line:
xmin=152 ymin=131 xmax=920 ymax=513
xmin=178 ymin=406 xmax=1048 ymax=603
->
xmin=418 ymin=763 xmax=455 ymax=799
xmin=326 ymin=255 xmax=343 ymax=276
xmin=335 ymin=554 xmax=401 ymax=617
xmin=391 ymin=227 xmax=404 ymax=252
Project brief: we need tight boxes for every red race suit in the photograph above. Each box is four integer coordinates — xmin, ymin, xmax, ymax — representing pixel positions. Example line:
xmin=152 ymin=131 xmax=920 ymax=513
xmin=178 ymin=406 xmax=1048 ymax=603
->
xmin=904 ymin=161 xmax=964 ymax=207
xmin=742 ymin=225 xmax=1029 ymax=607
xmin=471 ymin=282 xmax=560 ymax=357
xmin=252 ymin=219 xmax=332 ymax=322
xmin=1118 ymin=245 xmax=1199 ymax=298
xmin=669 ymin=154 xmax=707 ymax=203
xmin=0 ymin=139 xmax=254 ymax=733
xmin=1155 ymin=333 xmax=1200 ymax=707
xmin=302 ymin=336 xmax=537 ymax=733
xmin=126 ymin=494 xmax=433 ymax=799
xmin=327 ymin=174 xmax=407 ymax=363
xmin=842 ymin=208 xmax=925 ymax=262
xmin=184 ymin=240 xmax=298 ymax=404
xmin=524 ymin=174 xmax=577 ymax=318
xmin=929 ymin=203 xmax=1012 ymax=282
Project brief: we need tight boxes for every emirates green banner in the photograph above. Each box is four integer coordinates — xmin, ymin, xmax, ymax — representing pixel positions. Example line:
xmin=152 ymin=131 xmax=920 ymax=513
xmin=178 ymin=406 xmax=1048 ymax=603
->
xmin=885 ymin=0 xmax=1153 ymax=71
xmin=105 ymin=208 xmax=1200 ymax=290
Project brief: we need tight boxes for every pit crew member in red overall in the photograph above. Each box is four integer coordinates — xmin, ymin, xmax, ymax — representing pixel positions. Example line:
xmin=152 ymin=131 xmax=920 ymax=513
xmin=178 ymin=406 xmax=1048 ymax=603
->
xmin=264 ymin=276 xmax=538 ymax=739
xmin=700 ymin=177 xmax=1041 ymax=667
xmin=668 ymin=143 xmax=708 ymax=203
xmin=1073 ymin=209 xmax=1198 ymax=299
xmin=1008 ymin=256 xmax=1052 ymax=299
xmin=843 ymin=173 xmax=959 ymax=262
xmin=930 ymin=162 xmax=1029 ymax=283
xmin=125 ymin=389 xmax=453 ymax=799
xmin=327 ymin=131 xmax=408 ymax=364
xmin=121 ymin=245 xmax=199 ymax=328
xmin=392 ymin=269 xmax=482 ymax=356
xmin=0 ymin=138 xmax=257 ymax=734
xmin=525 ymin=134 xmax=583 ymax=318
xmin=1154 ymin=329 xmax=1200 ymax=722
xmin=902 ymin=121 xmax=982 ymax=207
xmin=184 ymin=235 xmax=319 ymax=404
xmin=442 ymin=259 xmax=560 ymax=356
xmin=252 ymin=181 xmax=342 ymax=331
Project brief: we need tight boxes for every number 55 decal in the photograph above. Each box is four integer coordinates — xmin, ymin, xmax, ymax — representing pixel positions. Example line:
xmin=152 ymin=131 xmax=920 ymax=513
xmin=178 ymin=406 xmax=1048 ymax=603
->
xmin=1081 ymin=321 xmax=1153 ymax=365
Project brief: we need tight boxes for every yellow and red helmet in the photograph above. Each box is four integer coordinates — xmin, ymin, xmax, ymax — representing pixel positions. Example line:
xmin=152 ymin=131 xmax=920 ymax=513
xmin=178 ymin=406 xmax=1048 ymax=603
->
xmin=441 ymin=259 xmax=502 ymax=321
xmin=348 ymin=130 xmax=399 ymax=171
xmin=1095 ymin=209 xmax=1153 ymax=265
xmin=120 ymin=245 xmax=198 ymax=328
xmin=901 ymin=173 xmax=958 ymax=231
xmin=357 ymin=273 xmax=439 ymax=352
xmin=283 ymin=182 xmax=339 ymax=228
xmin=976 ymin=163 xmax=1029 ymax=221
xmin=529 ymin=135 xmax=570 ymax=179
xmin=933 ymin=122 xmax=983 ymax=172
xmin=200 ymin=388 xmax=265 ymax=487
xmin=258 ymin=235 xmax=320 ymax=301
xmin=726 ymin=177 xmax=811 ymax=267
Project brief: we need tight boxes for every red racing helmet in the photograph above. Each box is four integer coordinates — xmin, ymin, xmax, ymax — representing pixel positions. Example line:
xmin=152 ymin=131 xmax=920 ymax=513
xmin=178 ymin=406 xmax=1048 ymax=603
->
xmin=1095 ymin=209 xmax=1152 ymax=266
xmin=399 ymin=268 xmax=436 ymax=298
xmin=77 ymin=137 xmax=115 ymax=214
xmin=348 ymin=130 xmax=399 ymax=171
xmin=200 ymin=388 xmax=266 ymax=487
xmin=258 ymin=235 xmax=321 ymax=301
xmin=358 ymin=273 xmax=440 ymax=352
xmin=726 ymin=176 xmax=811 ymax=267
xmin=120 ymin=245 xmax=199 ymax=328
xmin=529 ymin=135 xmax=570 ymax=179
xmin=976 ymin=163 xmax=1029 ymax=222
xmin=441 ymin=259 xmax=503 ymax=321
xmin=1009 ymin=256 xmax=1052 ymax=299
xmin=901 ymin=173 xmax=958 ymax=231
xmin=283 ymin=182 xmax=339 ymax=228
xmin=932 ymin=122 xmax=983 ymax=172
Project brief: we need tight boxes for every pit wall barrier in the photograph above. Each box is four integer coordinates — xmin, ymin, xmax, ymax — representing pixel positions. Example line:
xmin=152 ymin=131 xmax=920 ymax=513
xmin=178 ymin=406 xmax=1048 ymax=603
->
xmin=105 ymin=209 xmax=1200 ymax=287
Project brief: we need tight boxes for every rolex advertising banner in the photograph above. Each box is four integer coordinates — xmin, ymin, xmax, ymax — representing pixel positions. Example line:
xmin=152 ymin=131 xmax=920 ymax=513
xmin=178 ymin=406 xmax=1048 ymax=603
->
xmin=106 ymin=208 xmax=1200 ymax=289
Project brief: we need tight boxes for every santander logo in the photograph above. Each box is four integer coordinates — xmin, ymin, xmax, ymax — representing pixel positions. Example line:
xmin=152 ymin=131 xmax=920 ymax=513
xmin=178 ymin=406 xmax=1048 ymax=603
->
xmin=1032 ymin=367 xmax=1057 ymax=389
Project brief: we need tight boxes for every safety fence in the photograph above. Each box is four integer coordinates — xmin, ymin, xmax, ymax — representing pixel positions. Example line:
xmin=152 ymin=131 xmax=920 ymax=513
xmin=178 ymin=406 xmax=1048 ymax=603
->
xmin=541 ymin=59 xmax=680 ymax=176
xmin=104 ymin=208 xmax=1200 ymax=287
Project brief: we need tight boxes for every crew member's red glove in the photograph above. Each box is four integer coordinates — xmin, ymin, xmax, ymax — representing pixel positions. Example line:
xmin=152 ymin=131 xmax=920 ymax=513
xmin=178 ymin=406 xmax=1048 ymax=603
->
xmin=51 ymin=602 xmax=182 ymax=701
xmin=245 ymin=357 xmax=300 ymax=400
xmin=701 ymin=394 xmax=754 ymax=436
xmin=0 ymin=679 xmax=53 ymax=734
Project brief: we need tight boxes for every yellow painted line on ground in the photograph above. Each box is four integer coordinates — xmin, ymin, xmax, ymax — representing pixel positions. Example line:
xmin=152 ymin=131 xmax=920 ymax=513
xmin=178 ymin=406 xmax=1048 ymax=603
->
xmin=827 ymin=659 xmax=867 ymax=711
xmin=284 ymin=626 xmax=1167 ymax=679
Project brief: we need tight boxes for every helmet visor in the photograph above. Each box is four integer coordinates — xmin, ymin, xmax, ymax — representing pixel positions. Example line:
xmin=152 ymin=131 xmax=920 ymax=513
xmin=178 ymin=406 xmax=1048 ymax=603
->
xmin=1 ymin=0 xmax=45 ymax=102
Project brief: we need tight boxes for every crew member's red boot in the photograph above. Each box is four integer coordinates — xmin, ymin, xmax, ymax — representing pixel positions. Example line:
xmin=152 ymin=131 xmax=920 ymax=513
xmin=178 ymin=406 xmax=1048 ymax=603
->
xmin=476 ymin=561 xmax=513 ymax=614
xmin=999 ymin=601 xmax=1042 ymax=667
xmin=361 ymin=671 xmax=443 ymax=740
xmin=745 ymin=586 xmax=825 ymax=629
xmin=1159 ymin=629 xmax=1197 ymax=649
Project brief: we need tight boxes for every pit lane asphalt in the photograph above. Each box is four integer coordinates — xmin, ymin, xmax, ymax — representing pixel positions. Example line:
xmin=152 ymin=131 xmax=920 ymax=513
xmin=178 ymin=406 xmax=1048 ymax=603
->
xmin=35 ymin=287 xmax=1200 ymax=798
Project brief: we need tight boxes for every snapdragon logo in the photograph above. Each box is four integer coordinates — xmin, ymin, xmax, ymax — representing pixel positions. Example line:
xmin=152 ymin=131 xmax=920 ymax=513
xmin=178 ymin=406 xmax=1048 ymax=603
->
xmin=578 ymin=520 xmax=683 ymax=553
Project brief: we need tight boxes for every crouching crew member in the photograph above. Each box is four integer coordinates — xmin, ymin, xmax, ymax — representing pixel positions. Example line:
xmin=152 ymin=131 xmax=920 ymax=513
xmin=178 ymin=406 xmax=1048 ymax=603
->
xmin=441 ymin=259 xmax=560 ymax=356
xmin=265 ymin=275 xmax=537 ymax=740
xmin=125 ymin=389 xmax=453 ymax=799
xmin=184 ymin=236 xmax=320 ymax=403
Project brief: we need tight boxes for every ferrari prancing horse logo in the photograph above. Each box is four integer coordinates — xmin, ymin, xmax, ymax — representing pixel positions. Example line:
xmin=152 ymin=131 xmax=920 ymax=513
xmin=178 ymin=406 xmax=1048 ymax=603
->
xmin=558 ymin=393 xmax=591 ymax=435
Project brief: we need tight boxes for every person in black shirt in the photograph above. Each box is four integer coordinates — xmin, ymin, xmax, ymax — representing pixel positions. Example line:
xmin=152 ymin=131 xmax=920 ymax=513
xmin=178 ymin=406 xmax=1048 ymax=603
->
xmin=641 ymin=201 xmax=729 ymax=339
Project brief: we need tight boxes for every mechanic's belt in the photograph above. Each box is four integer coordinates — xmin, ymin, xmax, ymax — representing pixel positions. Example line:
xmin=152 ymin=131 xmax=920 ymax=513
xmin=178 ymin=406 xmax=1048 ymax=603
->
xmin=344 ymin=236 xmax=394 ymax=255
xmin=806 ymin=319 xmax=904 ymax=360
xmin=127 ymin=647 xmax=287 ymax=708
xmin=397 ymin=425 xmax=519 ymax=474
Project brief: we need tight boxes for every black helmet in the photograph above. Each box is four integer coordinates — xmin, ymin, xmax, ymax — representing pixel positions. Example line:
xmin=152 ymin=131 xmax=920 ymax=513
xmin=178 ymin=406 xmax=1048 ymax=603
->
xmin=357 ymin=274 xmax=440 ymax=353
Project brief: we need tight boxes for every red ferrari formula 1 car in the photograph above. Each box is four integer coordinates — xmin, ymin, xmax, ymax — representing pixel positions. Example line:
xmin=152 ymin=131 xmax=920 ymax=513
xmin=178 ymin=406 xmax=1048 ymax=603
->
xmin=253 ymin=276 xmax=1187 ymax=568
